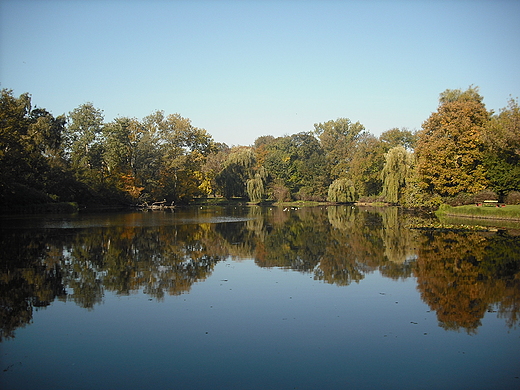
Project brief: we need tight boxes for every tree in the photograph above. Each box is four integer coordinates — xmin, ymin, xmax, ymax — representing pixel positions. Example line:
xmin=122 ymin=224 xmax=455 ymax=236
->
xmin=0 ymin=90 xmax=33 ymax=191
xmin=347 ymin=133 xmax=385 ymax=197
xmin=380 ymin=127 xmax=417 ymax=151
xmin=103 ymin=117 xmax=146 ymax=202
xmin=215 ymin=147 xmax=256 ymax=198
xmin=263 ymin=136 xmax=293 ymax=194
xmin=135 ymin=111 xmax=216 ymax=203
xmin=246 ymin=172 xmax=265 ymax=202
xmin=262 ymin=132 xmax=328 ymax=200
xmin=289 ymin=132 xmax=328 ymax=200
xmin=415 ymin=87 xmax=489 ymax=197
xmin=381 ymin=146 xmax=414 ymax=203
xmin=0 ymin=89 xmax=71 ymax=204
xmin=327 ymin=178 xmax=357 ymax=203
xmin=482 ymin=98 xmax=520 ymax=196
xmin=201 ymin=143 xmax=230 ymax=196
xmin=134 ymin=112 xmax=163 ymax=201
xmin=314 ymin=118 xmax=366 ymax=180
xmin=65 ymin=103 xmax=105 ymax=188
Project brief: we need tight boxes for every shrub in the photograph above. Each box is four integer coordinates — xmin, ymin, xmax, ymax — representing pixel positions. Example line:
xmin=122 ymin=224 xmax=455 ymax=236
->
xmin=505 ymin=191 xmax=520 ymax=205
xmin=444 ymin=190 xmax=498 ymax=206
xmin=471 ymin=190 xmax=498 ymax=203
xmin=269 ymin=180 xmax=291 ymax=202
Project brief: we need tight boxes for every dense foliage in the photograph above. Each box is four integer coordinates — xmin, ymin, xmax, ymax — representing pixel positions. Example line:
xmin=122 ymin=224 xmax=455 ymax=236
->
xmin=1 ymin=86 xmax=519 ymax=208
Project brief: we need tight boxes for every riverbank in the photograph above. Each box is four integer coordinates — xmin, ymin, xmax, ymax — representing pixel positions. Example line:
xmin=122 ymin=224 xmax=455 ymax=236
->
xmin=191 ymin=197 xmax=335 ymax=207
xmin=0 ymin=202 xmax=79 ymax=214
xmin=435 ymin=204 xmax=520 ymax=221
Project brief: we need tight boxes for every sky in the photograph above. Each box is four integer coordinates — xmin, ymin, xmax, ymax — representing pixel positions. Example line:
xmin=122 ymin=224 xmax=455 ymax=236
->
xmin=1 ymin=0 xmax=519 ymax=146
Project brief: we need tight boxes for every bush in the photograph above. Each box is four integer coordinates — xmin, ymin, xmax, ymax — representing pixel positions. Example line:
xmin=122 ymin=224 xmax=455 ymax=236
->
xmin=505 ymin=191 xmax=520 ymax=205
xmin=444 ymin=190 xmax=498 ymax=206
xmin=269 ymin=180 xmax=291 ymax=202
xmin=357 ymin=195 xmax=386 ymax=203
xmin=471 ymin=190 xmax=498 ymax=203
xmin=295 ymin=186 xmax=325 ymax=202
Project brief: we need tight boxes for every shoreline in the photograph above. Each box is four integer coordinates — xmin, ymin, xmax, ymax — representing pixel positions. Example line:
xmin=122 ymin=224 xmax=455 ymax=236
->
xmin=436 ymin=204 xmax=520 ymax=222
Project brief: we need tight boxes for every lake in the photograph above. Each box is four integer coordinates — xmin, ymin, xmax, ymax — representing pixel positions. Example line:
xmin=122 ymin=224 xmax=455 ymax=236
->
xmin=1 ymin=206 xmax=519 ymax=389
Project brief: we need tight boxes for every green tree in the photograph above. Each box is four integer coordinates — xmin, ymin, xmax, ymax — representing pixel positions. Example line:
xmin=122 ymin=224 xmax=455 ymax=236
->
xmin=381 ymin=146 xmax=414 ymax=204
xmin=216 ymin=147 xmax=256 ymax=198
xmin=158 ymin=113 xmax=209 ymax=202
xmin=28 ymin=108 xmax=73 ymax=201
xmin=0 ymin=89 xmax=71 ymax=205
xmin=102 ymin=117 xmax=147 ymax=202
xmin=263 ymin=136 xmax=293 ymax=193
xmin=415 ymin=87 xmax=489 ymax=197
xmin=0 ymin=90 xmax=34 ymax=192
xmin=136 ymin=111 xmax=215 ymax=203
xmin=132 ymin=112 xmax=163 ymax=201
xmin=201 ymin=143 xmax=230 ymax=196
xmin=246 ymin=172 xmax=266 ymax=202
xmin=482 ymin=98 xmax=520 ymax=196
xmin=380 ymin=127 xmax=417 ymax=150
xmin=327 ymin=178 xmax=357 ymax=203
xmin=289 ymin=132 xmax=328 ymax=200
xmin=65 ymin=103 xmax=105 ymax=188
xmin=348 ymin=133 xmax=385 ymax=196
xmin=262 ymin=132 xmax=328 ymax=200
xmin=314 ymin=118 xmax=365 ymax=179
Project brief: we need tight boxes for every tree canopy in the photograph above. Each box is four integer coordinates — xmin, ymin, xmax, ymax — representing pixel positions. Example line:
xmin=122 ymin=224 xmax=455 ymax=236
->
xmin=1 ymin=86 xmax=519 ymax=209
xmin=416 ymin=87 xmax=489 ymax=197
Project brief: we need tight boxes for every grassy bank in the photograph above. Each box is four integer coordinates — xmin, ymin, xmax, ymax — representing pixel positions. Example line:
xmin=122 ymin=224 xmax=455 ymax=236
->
xmin=436 ymin=204 xmax=520 ymax=221
xmin=190 ymin=197 xmax=250 ymax=206
xmin=191 ymin=197 xmax=334 ymax=207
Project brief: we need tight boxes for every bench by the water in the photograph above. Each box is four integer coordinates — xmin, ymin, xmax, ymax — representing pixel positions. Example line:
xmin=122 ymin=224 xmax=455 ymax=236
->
xmin=476 ymin=200 xmax=505 ymax=207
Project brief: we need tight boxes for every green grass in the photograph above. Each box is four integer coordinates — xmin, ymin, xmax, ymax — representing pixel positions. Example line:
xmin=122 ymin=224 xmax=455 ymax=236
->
xmin=274 ymin=200 xmax=328 ymax=207
xmin=192 ymin=198 xmax=333 ymax=207
xmin=355 ymin=201 xmax=389 ymax=207
xmin=191 ymin=197 xmax=248 ymax=206
xmin=436 ymin=204 xmax=520 ymax=221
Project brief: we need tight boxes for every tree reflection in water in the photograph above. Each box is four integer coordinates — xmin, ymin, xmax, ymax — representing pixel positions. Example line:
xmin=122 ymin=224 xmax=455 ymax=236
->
xmin=415 ymin=230 xmax=520 ymax=333
xmin=1 ymin=206 xmax=519 ymax=340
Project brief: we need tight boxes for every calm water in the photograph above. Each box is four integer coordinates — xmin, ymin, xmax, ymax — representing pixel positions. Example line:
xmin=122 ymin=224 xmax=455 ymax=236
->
xmin=1 ymin=206 xmax=519 ymax=390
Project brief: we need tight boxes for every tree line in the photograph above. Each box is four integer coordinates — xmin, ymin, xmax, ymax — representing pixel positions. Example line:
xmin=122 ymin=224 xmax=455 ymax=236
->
xmin=1 ymin=86 xmax=519 ymax=208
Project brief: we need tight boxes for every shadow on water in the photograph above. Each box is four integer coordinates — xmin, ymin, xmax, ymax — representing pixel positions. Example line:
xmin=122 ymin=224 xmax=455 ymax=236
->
xmin=1 ymin=205 xmax=519 ymax=340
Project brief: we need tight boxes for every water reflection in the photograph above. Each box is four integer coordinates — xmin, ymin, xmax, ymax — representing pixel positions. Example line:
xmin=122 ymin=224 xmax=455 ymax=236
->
xmin=415 ymin=230 xmax=520 ymax=333
xmin=1 ymin=206 xmax=519 ymax=340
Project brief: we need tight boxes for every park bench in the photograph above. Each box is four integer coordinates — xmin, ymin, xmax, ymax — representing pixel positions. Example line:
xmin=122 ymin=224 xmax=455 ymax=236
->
xmin=477 ymin=200 xmax=505 ymax=207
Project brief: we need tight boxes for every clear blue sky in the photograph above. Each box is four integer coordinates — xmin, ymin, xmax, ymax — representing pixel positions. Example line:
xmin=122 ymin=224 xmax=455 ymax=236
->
xmin=1 ymin=0 xmax=519 ymax=146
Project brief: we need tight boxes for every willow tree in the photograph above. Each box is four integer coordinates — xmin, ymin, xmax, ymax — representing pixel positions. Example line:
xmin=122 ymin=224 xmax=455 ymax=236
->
xmin=246 ymin=173 xmax=266 ymax=203
xmin=327 ymin=178 xmax=357 ymax=203
xmin=216 ymin=147 xmax=256 ymax=198
xmin=381 ymin=146 xmax=414 ymax=204
xmin=415 ymin=87 xmax=489 ymax=197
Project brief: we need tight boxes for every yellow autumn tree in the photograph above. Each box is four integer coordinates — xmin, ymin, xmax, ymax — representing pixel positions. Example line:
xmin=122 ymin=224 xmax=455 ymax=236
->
xmin=415 ymin=87 xmax=489 ymax=197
